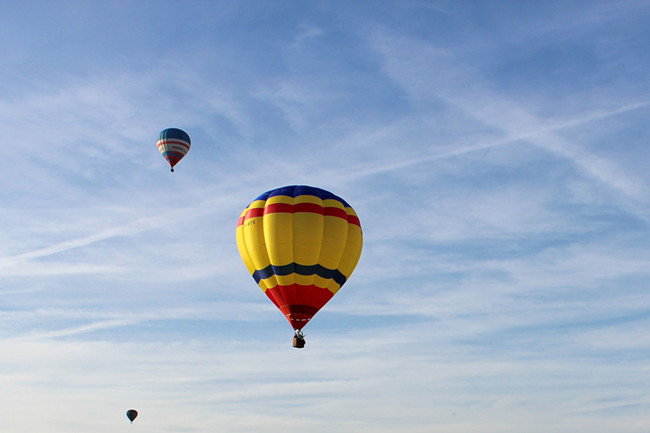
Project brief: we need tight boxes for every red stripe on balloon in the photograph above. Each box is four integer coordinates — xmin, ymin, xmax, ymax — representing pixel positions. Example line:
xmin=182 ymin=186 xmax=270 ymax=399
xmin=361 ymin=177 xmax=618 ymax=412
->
xmin=265 ymin=283 xmax=335 ymax=330
xmin=264 ymin=202 xmax=324 ymax=215
xmin=236 ymin=207 xmax=263 ymax=226
xmin=237 ymin=203 xmax=361 ymax=227
xmin=347 ymin=215 xmax=361 ymax=227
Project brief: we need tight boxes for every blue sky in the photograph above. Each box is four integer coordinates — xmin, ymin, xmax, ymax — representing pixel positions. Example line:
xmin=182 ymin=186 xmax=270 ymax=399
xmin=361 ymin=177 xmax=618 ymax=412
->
xmin=1 ymin=0 xmax=650 ymax=432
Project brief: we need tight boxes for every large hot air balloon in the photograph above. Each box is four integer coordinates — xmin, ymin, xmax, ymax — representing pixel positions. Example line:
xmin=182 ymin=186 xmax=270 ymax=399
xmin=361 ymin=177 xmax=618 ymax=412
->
xmin=157 ymin=128 xmax=190 ymax=172
xmin=236 ymin=185 xmax=363 ymax=348
xmin=126 ymin=409 xmax=138 ymax=423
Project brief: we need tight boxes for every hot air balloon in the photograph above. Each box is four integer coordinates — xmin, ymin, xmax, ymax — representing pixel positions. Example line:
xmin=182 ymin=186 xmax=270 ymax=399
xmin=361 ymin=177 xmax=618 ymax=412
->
xmin=157 ymin=128 xmax=190 ymax=172
xmin=126 ymin=409 xmax=138 ymax=423
xmin=236 ymin=185 xmax=363 ymax=348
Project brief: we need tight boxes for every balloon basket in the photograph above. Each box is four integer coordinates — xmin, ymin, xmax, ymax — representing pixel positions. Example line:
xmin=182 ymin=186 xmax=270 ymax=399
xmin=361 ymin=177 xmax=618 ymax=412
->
xmin=292 ymin=331 xmax=306 ymax=348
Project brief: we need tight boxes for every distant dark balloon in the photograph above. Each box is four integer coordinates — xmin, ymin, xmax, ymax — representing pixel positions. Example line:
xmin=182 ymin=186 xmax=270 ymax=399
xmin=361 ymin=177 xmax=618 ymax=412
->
xmin=126 ymin=409 xmax=138 ymax=423
xmin=157 ymin=127 xmax=191 ymax=172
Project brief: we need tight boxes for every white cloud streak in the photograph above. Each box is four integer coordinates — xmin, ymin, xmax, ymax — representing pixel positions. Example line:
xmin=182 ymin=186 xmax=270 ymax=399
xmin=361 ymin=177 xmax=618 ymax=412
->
xmin=1 ymin=3 xmax=650 ymax=432
xmin=370 ymin=32 xmax=650 ymax=207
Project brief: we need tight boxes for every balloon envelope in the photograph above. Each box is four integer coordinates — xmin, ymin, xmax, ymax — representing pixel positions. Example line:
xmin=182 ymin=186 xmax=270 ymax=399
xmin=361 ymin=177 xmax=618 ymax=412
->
xmin=126 ymin=409 xmax=138 ymax=423
xmin=236 ymin=185 xmax=362 ymax=330
xmin=157 ymin=128 xmax=190 ymax=171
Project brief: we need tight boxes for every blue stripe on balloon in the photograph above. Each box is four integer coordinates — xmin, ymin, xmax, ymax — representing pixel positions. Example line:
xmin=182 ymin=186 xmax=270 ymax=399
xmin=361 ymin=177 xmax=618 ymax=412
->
xmin=253 ymin=185 xmax=351 ymax=208
xmin=159 ymin=128 xmax=191 ymax=144
xmin=163 ymin=151 xmax=186 ymax=159
xmin=253 ymin=263 xmax=347 ymax=287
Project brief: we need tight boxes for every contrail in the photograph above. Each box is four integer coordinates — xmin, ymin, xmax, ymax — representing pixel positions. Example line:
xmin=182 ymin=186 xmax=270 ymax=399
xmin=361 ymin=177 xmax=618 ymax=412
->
xmin=0 ymin=194 xmax=232 ymax=270
xmin=338 ymin=99 xmax=649 ymax=183
xmin=0 ymin=212 xmax=176 ymax=269
xmin=370 ymin=31 xmax=650 ymax=204
xmin=28 ymin=318 xmax=140 ymax=340
xmin=0 ymin=182 xmax=259 ymax=272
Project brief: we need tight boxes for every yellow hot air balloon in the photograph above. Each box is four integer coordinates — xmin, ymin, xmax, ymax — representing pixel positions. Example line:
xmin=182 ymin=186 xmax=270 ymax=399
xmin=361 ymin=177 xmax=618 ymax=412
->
xmin=236 ymin=185 xmax=363 ymax=348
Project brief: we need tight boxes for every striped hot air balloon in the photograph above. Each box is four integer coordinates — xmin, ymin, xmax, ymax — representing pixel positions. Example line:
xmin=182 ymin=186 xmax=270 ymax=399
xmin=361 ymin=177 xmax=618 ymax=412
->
xmin=157 ymin=128 xmax=190 ymax=172
xmin=236 ymin=185 xmax=363 ymax=348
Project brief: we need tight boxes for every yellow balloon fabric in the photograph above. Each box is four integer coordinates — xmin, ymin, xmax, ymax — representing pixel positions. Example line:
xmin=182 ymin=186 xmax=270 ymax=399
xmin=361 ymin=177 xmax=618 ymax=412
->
xmin=236 ymin=185 xmax=362 ymax=330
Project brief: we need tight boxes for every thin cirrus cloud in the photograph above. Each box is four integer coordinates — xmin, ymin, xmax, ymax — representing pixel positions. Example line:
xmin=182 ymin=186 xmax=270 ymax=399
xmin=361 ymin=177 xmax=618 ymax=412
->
xmin=371 ymin=31 xmax=649 ymax=202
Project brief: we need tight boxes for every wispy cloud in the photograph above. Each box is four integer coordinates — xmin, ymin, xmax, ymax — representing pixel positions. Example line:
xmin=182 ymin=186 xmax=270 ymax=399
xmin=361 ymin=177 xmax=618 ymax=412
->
xmin=1 ymin=2 xmax=650 ymax=432
xmin=371 ymin=31 xmax=650 ymax=202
